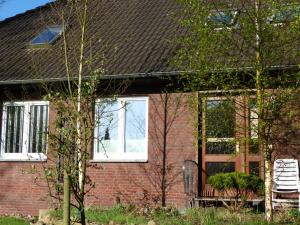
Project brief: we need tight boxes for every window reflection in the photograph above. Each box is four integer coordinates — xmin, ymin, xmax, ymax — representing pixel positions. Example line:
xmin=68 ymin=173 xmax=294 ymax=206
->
xmin=125 ymin=100 xmax=146 ymax=153
xmin=97 ymin=101 xmax=119 ymax=154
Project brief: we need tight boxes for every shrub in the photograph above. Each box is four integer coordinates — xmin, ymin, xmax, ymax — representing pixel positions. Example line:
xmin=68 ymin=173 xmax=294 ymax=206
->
xmin=208 ymin=172 xmax=264 ymax=210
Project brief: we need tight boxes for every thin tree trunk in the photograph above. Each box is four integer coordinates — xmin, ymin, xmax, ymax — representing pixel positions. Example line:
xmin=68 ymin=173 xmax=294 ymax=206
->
xmin=161 ymin=93 xmax=168 ymax=207
xmin=76 ymin=1 xmax=88 ymax=224
xmin=77 ymin=0 xmax=87 ymax=194
xmin=79 ymin=200 xmax=86 ymax=225
xmin=257 ymin=85 xmax=273 ymax=222
xmin=254 ymin=0 xmax=273 ymax=222
xmin=264 ymin=154 xmax=273 ymax=222
xmin=63 ymin=170 xmax=71 ymax=225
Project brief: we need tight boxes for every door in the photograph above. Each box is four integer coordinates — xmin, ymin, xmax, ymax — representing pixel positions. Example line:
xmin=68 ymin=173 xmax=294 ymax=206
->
xmin=200 ymin=96 xmax=263 ymax=193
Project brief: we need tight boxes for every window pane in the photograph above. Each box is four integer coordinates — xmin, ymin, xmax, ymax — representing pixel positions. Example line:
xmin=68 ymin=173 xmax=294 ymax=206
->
xmin=29 ymin=105 xmax=48 ymax=153
xmin=209 ymin=11 xmax=237 ymax=27
xmin=249 ymin=98 xmax=258 ymax=138
xmin=30 ymin=26 xmax=64 ymax=45
xmin=249 ymin=161 xmax=260 ymax=177
xmin=206 ymin=142 xmax=235 ymax=154
xmin=249 ymin=138 xmax=259 ymax=154
xmin=96 ymin=101 xmax=119 ymax=154
xmin=272 ymin=6 xmax=300 ymax=23
xmin=125 ymin=100 xmax=146 ymax=153
xmin=5 ymin=106 xmax=24 ymax=153
xmin=206 ymin=162 xmax=235 ymax=178
xmin=206 ymin=100 xmax=235 ymax=138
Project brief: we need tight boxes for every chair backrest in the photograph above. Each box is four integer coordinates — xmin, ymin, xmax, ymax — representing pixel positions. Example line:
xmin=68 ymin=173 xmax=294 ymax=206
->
xmin=273 ymin=159 xmax=299 ymax=190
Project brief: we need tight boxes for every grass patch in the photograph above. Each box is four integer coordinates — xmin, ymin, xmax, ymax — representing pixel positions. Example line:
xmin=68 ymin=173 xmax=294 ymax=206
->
xmin=50 ymin=204 xmax=147 ymax=224
xmin=49 ymin=205 xmax=300 ymax=225
xmin=0 ymin=217 xmax=29 ymax=225
xmin=85 ymin=206 xmax=147 ymax=224
xmin=183 ymin=208 xmax=300 ymax=225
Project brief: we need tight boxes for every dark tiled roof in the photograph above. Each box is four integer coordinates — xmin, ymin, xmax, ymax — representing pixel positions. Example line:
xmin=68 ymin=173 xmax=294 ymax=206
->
xmin=0 ymin=0 xmax=183 ymax=84
xmin=1 ymin=1 xmax=298 ymax=86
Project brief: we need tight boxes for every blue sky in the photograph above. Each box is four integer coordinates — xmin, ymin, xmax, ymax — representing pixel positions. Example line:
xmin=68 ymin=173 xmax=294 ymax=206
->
xmin=0 ymin=0 xmax=54 ymax=21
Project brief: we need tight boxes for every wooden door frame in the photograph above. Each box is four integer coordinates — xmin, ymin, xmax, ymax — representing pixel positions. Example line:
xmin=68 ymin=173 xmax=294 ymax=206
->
xmin=199 ymin=96 xmax=263 ymax=192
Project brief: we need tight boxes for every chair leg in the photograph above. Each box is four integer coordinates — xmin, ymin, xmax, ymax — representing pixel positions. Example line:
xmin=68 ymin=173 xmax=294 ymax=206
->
xmin=298 ymin=193 xmax=300 ymax=212
xmin=272 ymin=192 xmax=274 ymax=210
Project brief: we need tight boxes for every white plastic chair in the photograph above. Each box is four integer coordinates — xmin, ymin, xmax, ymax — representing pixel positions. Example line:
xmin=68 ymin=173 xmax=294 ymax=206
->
xmin=272 ymin=159 xmax=300 ymax=211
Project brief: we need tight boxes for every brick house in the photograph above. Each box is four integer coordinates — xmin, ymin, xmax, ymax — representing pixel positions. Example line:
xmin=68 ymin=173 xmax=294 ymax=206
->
xmin=0 ymin=0 xmax=299 ymax=216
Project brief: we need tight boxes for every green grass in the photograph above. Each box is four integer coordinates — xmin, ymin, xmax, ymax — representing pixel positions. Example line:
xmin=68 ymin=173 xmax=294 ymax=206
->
xmin=2 ymin=207 xmax=300 ymax=225
xmin=0 ymin=217 xmax=29 ymax=225
xmin=50 ymin=204 xmax=148 ymax=224
xmin=1 ymin=206 xmax=300 ymax=225
xmin=39 ymin=206 xmax=300 ymax=225
xmin=85 ymin=207 xmax=147 ymax=224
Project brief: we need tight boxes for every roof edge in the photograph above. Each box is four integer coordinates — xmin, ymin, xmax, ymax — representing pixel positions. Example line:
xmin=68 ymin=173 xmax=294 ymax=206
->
xmin=0 ymin=71 xmax=182 ymax=86
xmin=0 ymin=64 xmax=298 ymax=86
xmin=0 ymin=0 xmax=58 ymax=25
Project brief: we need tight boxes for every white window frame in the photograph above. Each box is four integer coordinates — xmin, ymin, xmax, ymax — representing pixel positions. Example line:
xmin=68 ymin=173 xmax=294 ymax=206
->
xmin=0 ymin=101 xmax=49 ymax=161
xmin=93 ymin=97 xmax=148 ymax=162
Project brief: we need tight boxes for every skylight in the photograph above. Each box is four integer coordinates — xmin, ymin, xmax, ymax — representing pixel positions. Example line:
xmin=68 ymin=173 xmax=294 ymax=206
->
xmin=30 ymin=25 xmax=64 ymax=46
xmin=208 ymin=11 xmax=238 ymax=28
xmin=270 ymin=5 xmax=300 ymax=24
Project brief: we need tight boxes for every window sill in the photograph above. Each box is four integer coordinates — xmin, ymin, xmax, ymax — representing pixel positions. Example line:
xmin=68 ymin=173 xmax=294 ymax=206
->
xmin=90 ymin=159 xmax=148 ymax=163
xmin=0 ymin=159 xmax=47 ymax=162
xmin=0 ymin=153 xmax=47 ymax=162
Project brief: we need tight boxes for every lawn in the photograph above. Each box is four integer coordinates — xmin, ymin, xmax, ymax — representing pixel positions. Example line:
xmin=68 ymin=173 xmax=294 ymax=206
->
xmin=1 ymin=205 xmax=300 ymax=225
xmin=48 ymin=205 xmax=300 ymax=225
xmin=0 ymin=217 xmax=29 ymax=225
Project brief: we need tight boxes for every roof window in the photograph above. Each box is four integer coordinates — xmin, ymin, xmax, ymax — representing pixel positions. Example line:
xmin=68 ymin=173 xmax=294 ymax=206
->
xmin=270 ymin=5 xmax=300 ymax=24
xmin=30 ymin=25 xmax=64 ymax=46
xmin=208 ymin=10 xmax=238 ymax=29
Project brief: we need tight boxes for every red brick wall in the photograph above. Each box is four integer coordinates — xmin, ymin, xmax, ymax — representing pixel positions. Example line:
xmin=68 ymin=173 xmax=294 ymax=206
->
xmin=87 ymin=93 xmax=196 ymax=207
xmin=0 ymin=93 xmax=197 ymax=215
xmin=0 ymin=163 xmax=51 ymax=215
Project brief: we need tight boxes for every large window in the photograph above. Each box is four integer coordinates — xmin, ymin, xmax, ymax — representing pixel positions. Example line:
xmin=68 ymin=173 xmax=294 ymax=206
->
xmin=0 ymin=101 xmax=49 ymax=160
xmin=94 ymin=97 xmax=148 ymax=162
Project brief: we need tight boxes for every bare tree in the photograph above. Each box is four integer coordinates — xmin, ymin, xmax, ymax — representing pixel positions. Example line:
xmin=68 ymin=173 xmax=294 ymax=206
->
xmin=137 ymin=92 xmax=188 ymax=207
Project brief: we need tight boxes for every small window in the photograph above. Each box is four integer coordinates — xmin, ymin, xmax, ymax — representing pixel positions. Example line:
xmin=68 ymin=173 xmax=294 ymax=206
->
xmin=249 ymin=161 xmax=260 ymax=177
xmin=94 ymin=97 xmax=148 ymax=162
xmin=0 ymin=101 xmax=49 ymax=161
xmin=248 ymin=98 xmax=259 ymax=154
xmin=30 ymin=25 xmax=64 ymax=46
xmin=249 ymin=138 xmax=259 ymax=154
xmin=206 ymin=162 xmax=235 ymax=179
xmin=270 ymin=5 xmax=300 ymax=24
xmin=208 ymin=10 xmax=238 ymax=29
xmin=206 ymin=141 xmax=235 ymax=154
xmin=249 ymin=98 xmax=258 ymax=134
